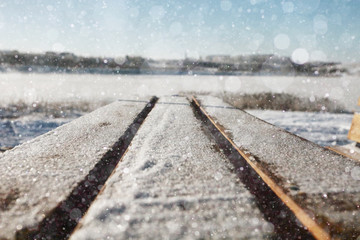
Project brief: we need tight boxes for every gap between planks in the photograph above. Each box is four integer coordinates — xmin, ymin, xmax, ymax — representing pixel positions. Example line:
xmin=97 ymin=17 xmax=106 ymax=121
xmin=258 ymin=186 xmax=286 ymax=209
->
xmin=190 ymin=96 xmax=331 ymax=240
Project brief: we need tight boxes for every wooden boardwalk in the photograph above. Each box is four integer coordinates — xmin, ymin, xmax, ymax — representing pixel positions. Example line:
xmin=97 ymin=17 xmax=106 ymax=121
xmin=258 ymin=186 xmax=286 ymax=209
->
xmin=0 ymin=96 xmax=359 ymax=239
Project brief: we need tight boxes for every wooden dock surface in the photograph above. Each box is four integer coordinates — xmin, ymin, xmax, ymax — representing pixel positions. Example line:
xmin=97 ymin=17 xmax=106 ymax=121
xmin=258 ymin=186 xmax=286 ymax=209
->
xmin=0 ymin=96 xmax=359 ymax=240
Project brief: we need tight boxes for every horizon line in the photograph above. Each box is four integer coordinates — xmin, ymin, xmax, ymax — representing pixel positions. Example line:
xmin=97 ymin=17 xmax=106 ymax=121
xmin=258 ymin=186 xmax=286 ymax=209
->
xmin=0 ymin=49 xmax=344 ymax=64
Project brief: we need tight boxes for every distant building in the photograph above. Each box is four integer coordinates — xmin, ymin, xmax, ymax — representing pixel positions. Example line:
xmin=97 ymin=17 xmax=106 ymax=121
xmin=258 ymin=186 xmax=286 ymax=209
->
xmin=205 ymin=55 xmax=231 ymax=63
xmin=60 ymin=52 xmax=77 ymax=61
xmin=45 ymin=51 xmax=57 ymax=56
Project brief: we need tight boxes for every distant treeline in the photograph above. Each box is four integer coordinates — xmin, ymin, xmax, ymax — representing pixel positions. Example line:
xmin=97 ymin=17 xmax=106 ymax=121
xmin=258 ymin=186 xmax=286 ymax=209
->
xmin=0 ymin=50 xmax=347 ymax=76
xmin=0 ymin=51 xmax=146 ymax=74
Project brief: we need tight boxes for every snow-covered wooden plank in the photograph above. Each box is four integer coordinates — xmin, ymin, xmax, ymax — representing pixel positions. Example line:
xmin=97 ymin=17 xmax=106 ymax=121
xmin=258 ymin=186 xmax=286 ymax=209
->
xmin=348 ymin=113 xmax=360 ymax=143
xmin=328 ymin=144 xmax=360 ymax=162
xmin=0 ymin=98 xmax=153 ymax=240
xmin=70 ymin=96 xmax=276 ymax=240
xmin=194 ymin=96 xmax=360 ymax=239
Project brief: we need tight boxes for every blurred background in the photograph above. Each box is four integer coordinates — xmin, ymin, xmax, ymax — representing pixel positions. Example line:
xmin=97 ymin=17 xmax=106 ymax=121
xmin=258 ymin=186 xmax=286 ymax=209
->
xmin=0 ymin=0 xmax=359 ymax=150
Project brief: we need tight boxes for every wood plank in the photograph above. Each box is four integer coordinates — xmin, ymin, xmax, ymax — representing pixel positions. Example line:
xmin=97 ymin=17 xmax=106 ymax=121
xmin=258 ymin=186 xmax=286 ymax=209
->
xmin=328 ymin=144 xmax=360 ymax=162
xmin=348 ymin=113 xmax=360 ymax=143
xmin=70 ymin=97 xmax=276 ymax=240
xmin=195 ymin=96 xmax=360 ymax=239
xmin=0 ymin=99 xmax=151 ymax=240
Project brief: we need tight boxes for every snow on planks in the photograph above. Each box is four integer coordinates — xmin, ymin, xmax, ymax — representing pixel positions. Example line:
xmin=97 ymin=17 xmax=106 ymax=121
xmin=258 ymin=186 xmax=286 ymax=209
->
xmin=328 ymin=144 xmax=360 ymax=162
xmin=193 ymin=96 xmax=360 ymax=240
xmin=70 ymin=96 xmax=276 ymax=240
xmin=2 ymin=94 xmax=359 ymax=239
xmin=0 ymin=98 xmax=155 ymax=240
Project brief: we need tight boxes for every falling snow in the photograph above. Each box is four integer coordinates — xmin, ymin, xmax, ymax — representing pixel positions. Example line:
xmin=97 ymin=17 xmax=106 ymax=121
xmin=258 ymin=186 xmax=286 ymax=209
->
xmin=0 ymin=0 xmax=360 ymax=238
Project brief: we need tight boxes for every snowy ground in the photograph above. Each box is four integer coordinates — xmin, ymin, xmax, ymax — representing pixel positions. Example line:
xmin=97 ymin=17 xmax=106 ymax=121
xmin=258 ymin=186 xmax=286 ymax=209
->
xmin=0 ymin=73 xmax=358 ymax=149
xmin=247 ymin=110 xmax=354 ymax=146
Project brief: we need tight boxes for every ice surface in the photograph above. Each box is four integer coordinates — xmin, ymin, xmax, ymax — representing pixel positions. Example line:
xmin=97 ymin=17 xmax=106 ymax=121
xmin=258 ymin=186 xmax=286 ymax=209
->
xmin=0 ymin=114 xmax=76 ymax=148
xmin=71 ymin=96 xmax=275 ymax=240
xmin=0 ymin=99 xmax=148 ymax=239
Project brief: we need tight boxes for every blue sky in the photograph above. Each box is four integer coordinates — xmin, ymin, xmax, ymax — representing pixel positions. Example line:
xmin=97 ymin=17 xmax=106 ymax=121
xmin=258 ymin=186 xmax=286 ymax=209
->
xmin=0 ymin=0 xmax=359 ymax=63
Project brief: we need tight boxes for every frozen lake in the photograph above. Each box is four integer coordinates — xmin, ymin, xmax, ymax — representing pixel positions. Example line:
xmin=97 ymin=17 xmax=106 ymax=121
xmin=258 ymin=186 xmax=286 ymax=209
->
xmin=0 ymin=114 xmax=78 ymax=149
xmin=0 ymin=73 xmax=359 ymax=111
xmin=0 ymin=73 xmax=358 ymax=149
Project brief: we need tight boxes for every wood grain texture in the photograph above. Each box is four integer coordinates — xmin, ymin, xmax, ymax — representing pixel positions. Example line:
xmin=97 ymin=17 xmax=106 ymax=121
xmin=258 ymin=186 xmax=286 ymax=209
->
xmin=196 ymin=95 xmax=360 ymax=239
xmin=0 ymin=99 xmax=149 ymax=240
xmin=348 ymin=113 xmax=360 ymax=143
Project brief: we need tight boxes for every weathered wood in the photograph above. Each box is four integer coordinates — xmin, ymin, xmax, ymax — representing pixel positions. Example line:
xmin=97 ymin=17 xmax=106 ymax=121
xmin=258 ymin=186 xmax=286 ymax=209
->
xmin=195 ymin=96 xmax=360 ymax=239
xmin=348 ymin=113 xmax=360 ymax=143
xmin=70 ymin=97 xmax=276 ymax=240
xmin=0 ymin=99 xmax=151 ymax=240
xmin=328 ymin=144 xmax=360 ymax=162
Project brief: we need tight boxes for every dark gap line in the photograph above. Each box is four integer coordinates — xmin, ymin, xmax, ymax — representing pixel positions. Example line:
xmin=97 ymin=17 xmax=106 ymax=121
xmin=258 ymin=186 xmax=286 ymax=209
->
xmin=16 ymin=96 xmax=159 ymax=240
xmin=189 ymin=98 xmax=315 ymax=240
